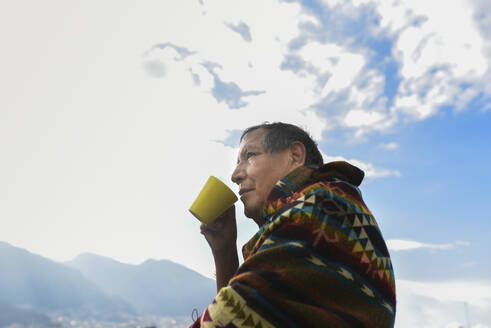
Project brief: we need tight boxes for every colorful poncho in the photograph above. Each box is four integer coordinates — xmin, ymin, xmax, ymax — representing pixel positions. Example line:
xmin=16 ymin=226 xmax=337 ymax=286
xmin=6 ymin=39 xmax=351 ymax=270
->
xmin=191 ymin=162 xmax=396 ymax=328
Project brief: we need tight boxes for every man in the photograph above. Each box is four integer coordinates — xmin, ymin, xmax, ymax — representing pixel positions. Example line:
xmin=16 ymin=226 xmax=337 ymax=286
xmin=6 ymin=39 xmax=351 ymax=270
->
xmin=192 ymin=122 xmax=396 ymax=328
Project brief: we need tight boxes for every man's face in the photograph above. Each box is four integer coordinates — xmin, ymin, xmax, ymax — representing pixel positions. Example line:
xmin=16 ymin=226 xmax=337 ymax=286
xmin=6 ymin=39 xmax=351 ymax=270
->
xmin=231 ymin=128 xmax=297 ymax=224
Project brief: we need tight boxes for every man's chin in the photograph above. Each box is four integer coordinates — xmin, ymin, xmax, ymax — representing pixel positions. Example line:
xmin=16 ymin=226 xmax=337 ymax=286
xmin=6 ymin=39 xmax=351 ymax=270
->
xmin=243 ymin=206 xmax=254 ymax=219
xmin=243 ymin=206 xmax=264 ymax=226
xmin=243 ymin=206 xmax=256 ymax=219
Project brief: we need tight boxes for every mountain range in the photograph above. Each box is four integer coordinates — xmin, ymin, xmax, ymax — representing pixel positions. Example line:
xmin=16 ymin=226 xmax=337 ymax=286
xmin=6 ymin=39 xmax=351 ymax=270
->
xmin=0 ymin=241 xmax=216 ymax=326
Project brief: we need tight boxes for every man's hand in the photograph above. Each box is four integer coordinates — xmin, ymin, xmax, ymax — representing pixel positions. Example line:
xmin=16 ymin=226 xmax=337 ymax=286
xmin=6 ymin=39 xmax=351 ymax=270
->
xmin=200 ymin=205 xmax=237 ymax=253
xmin=200 ymin=205 xmax=239 ymax=292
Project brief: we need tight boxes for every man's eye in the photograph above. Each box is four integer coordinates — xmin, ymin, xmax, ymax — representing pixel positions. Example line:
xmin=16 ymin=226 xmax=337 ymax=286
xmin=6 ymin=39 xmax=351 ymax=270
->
xmin=246 ymin=152 xmax=257 ymax=159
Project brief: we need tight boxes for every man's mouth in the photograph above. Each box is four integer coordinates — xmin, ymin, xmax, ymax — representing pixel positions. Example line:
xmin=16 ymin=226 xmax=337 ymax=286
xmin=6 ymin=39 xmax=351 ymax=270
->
xmin=239 ymin=189 xmax=253 ymax=196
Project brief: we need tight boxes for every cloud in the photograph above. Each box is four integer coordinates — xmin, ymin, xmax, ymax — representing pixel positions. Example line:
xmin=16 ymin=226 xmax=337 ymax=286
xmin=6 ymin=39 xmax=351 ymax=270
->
xmin=143 ymin=0 xmax=490 ymax=140
xmin=378 ymin=142 xmax=399 ymax=151
xmin=0 ymin=0 xmax=330 ymax=279
xmin=364 ymin=0 xmax=490 ymax=118
xmin=387 ymin=239 xmax=470 ymax=251
xmin=343 ymin=109 xmax=385 ymax=127
xmin=298 ymin=42 xmax=366 ymax=96
xmin=0 ymin=0 xmax=486 ymax=282
xmin=395 ymin=280 xmax=491 ymax=328
xmin=225 ymin=21 xmax=252 ymax=42
xmin=202 ymin=61 xmax=266 ymax=109
xmin=150 ymin=43 xmax=197 ymax=60
xmin=282 ymin=39 xmax=392 ymax=136
xmin=323 ymin=153 xmax=401 ymax=179
xmin=142 ymin=59 xmax=166 ymax=78
xmin=285 ymin=0 xmax=491 ymax=137
xmin=396 ymin=279 xmax=491 ymax=328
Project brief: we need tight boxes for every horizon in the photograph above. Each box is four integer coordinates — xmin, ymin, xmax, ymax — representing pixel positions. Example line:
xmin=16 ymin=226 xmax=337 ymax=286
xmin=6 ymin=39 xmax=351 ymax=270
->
xmin=1 ymin=240 xmax=211 ymax=272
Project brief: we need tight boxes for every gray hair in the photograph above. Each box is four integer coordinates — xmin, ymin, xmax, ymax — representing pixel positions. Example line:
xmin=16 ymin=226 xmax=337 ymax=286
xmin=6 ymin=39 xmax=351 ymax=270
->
xmin=240 ymin=122 xmax=323 ymax=166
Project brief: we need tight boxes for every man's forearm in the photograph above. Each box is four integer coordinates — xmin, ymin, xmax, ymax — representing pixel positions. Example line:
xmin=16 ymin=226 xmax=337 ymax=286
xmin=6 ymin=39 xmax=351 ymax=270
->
xmin=212 ymin=246 xmax=239 ymax=292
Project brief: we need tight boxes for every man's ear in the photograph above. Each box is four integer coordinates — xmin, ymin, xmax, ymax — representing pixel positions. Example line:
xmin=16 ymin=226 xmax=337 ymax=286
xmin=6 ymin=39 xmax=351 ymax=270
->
xmin=289 ymin=141 xmax=306 ymax=167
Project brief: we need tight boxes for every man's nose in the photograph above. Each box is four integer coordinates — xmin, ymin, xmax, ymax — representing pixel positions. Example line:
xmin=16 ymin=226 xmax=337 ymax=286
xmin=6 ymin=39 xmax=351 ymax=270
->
xmin=231 ymin=164 xmax=245 ymax=185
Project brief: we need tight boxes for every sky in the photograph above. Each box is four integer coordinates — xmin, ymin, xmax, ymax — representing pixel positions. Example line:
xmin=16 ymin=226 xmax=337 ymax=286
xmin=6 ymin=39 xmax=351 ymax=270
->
xmin=0 ymin=0 xmax=490 ymax=327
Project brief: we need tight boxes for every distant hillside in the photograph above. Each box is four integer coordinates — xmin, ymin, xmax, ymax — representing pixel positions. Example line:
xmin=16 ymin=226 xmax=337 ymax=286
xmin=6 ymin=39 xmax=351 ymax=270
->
xmin=0 ymin=241 xmax=135 ymax=321
xmin=0 ymin=300 xmax=59 ymax=327
xmin=67 ymin=253 xmax=216 ymax=316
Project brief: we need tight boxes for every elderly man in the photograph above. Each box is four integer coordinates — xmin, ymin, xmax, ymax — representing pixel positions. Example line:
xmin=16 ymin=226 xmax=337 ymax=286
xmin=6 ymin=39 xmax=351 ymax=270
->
xmin=192 ymin=122 xmax=396 ymax=328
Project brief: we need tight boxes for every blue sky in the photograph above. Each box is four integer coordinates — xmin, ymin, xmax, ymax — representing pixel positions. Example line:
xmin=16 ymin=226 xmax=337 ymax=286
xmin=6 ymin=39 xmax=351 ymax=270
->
xmin=361 ymin=111 xmax=491 ymax=279
xmin=0 ymin=0 xmax=490 ymax=326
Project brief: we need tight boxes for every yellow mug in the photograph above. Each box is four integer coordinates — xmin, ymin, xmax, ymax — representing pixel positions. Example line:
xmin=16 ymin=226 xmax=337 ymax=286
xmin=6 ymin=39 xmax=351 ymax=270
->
xmin=189 ymin=176 xmax=238 ymax=224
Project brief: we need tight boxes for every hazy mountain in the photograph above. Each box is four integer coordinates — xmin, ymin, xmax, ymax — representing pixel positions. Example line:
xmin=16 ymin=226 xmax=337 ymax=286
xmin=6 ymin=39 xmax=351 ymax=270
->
xmin=67 ymin=253 xmax=216 ymax=316
xmin=0 ymin=300 xmax=59 ymax=327
xmin=0 ymin=241 xmax=135 ymax=321
xmin=0 ymin=241 xmax=216 ymax=321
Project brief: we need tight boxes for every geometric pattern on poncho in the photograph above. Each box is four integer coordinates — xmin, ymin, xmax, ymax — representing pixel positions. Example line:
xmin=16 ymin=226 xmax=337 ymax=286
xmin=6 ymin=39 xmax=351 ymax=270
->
xmin=200 ymin=287 xmax=275 ymax=328
xmin=191 ymin=162 xmax=396 ymax=328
